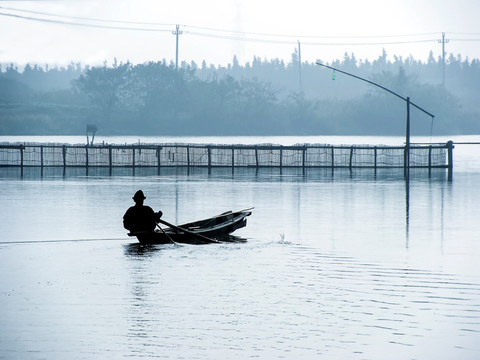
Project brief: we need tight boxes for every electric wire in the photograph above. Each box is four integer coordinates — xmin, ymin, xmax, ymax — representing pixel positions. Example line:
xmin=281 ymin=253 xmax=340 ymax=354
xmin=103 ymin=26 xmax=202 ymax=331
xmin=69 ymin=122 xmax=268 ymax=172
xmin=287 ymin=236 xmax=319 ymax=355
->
xmin=2 ymin=5 xmax=476 ymax=46
xmin=449 ymin=32 xmax=480 ymax=35
xmin=185 ymin=23 xmax=440 ymax=40
xmin=186 ymin=30 xmax=439 ymax=46
xmin=449 ymin=38 xmax=480 ymax=42
xmin=0 ymin=11 xmax=172 ymax=32
xmin=0 ymin=5 xmax=443 ymax=40
xmin=0 ymin=5 xmax=176 ymax=26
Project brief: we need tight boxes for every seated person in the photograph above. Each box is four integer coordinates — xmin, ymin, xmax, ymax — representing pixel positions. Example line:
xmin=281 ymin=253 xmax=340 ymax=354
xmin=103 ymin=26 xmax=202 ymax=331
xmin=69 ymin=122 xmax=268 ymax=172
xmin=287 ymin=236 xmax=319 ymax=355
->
xmin=123 ymin=190 xmax=162 ymax=233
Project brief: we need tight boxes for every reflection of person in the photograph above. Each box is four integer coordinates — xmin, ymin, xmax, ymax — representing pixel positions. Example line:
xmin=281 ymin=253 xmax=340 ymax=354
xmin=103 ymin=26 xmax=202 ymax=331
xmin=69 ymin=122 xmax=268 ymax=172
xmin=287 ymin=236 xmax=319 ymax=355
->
xmin=123 ymin=190 xmax=162 ymax=233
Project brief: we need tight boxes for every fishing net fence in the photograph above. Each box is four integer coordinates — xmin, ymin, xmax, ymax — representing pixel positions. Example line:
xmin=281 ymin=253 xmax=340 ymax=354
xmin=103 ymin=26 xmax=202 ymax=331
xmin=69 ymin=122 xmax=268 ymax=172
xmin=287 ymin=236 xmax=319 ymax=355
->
xmin=0 ymin=142 xmax=450 ymax=169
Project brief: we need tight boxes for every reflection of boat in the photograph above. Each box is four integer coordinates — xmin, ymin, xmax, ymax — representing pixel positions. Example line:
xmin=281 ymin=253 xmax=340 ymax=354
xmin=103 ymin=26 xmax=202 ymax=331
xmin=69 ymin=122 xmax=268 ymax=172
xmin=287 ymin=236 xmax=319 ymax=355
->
xmin=128 ymin=209 xmax=253 ymax=245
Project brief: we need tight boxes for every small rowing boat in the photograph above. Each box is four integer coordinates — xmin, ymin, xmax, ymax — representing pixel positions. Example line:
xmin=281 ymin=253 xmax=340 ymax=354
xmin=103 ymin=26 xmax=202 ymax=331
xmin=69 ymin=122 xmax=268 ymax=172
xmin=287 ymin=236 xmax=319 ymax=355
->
xmin=128 ymin=209 xmax=253 ymax=244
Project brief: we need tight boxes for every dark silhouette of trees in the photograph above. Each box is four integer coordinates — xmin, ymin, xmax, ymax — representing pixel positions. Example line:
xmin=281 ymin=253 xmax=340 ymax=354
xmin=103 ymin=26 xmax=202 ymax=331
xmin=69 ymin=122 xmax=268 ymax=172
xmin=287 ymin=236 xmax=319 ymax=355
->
xmin=0 ymin=50 xmax=479 ymax=135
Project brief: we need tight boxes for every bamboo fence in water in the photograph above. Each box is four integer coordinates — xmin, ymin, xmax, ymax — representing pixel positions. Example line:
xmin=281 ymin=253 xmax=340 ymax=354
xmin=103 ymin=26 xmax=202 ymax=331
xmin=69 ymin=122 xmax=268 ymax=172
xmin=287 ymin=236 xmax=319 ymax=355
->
xmin=0 ymin=142 xmax=454 ymax=177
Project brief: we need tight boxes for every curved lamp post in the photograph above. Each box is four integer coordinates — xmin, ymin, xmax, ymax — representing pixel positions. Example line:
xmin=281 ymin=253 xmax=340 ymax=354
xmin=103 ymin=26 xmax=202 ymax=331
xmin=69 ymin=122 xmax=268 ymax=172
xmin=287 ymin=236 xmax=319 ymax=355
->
xmin=316 ymin=62 xmax=435 ymax=176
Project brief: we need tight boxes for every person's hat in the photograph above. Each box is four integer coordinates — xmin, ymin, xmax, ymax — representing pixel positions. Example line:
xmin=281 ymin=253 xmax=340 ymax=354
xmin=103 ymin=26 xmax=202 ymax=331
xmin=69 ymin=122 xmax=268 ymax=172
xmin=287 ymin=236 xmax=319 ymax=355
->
xmin=133 ymin=190 xmax=146 ymax=200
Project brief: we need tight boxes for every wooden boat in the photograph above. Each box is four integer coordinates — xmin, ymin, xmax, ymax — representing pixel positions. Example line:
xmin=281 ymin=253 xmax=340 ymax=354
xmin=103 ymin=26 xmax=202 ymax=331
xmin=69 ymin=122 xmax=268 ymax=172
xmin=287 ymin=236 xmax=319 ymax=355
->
xmin=128 ymin=209 xmax=253 ymax=245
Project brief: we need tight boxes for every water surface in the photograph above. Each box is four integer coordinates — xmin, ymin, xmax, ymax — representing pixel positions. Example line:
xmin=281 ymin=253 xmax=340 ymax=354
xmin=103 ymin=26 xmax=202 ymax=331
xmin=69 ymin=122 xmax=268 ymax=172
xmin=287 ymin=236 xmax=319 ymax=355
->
xmin=1 ymin=136 xmax=480 ymax=359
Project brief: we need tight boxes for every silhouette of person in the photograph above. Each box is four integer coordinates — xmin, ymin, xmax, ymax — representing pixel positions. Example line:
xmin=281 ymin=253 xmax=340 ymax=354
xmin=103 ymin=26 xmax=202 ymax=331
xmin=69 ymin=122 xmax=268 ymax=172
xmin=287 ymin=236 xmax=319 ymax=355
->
xmin=123 ymin=190 xmax=162 ymax=233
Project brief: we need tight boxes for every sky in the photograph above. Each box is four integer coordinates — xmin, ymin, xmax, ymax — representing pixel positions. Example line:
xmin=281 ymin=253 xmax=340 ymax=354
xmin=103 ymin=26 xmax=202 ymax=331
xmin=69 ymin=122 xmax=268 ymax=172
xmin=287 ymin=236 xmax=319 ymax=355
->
xmin=0 ymin=0 xmax=479 ymax=68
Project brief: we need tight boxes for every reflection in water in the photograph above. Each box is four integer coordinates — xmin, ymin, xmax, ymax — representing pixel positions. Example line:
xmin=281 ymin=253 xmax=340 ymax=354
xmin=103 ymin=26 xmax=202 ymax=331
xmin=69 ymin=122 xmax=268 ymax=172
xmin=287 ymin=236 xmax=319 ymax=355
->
xmin=123 ymin=235 xmax=248 ymax=258
xmin=118 ymin=241 xmax=480 ymax=359
xmin=123 ymin=242 xmax=176 ymax=257
xmin=1 ymin=162 xmax=477 ymax=359
xmin=405 ymin=175 xmax=410 ymax=248
xmin=0 ymin=164 xmax=451 ymax=181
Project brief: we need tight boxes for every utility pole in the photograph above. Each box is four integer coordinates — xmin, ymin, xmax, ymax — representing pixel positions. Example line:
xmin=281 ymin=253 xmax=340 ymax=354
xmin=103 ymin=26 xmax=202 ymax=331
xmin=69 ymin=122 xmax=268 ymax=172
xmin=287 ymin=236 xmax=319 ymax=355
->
xmin=172 ymin=24 xmax=183 ymax=70
xmin=438 ymin=32 xmax=449 ymax=86
xmin=406 ymin=97 xmax=410 ymax=178
xmin=298 ymin=40 xmax=303 ymax=93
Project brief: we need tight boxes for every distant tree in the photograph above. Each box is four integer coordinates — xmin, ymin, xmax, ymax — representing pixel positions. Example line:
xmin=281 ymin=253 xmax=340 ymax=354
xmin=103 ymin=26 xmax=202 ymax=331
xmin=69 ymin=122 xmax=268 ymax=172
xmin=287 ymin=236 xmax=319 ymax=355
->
xmin=2 ymin=49 xmax=480 ymax=136
xmin=74 ymin=63 xmax=131 ymax=125
xmin=372 ymin=48 xmax=389 ymax=71
xmin=342 ymin=52 xmax=358 ymax=71
xmin=284 ymin=92 xmax=320 ymax=134
xmin=0 ymin=76 xmax=33 ymax=103
xmin=232 ymin=55 xmax=239 ymax=69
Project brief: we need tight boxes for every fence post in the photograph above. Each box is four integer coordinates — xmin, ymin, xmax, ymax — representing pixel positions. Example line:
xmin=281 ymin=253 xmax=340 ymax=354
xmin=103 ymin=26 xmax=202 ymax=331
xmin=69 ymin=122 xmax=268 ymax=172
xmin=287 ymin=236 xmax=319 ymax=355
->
xmin=157 ymin=146 xmax=161 ymax=175
xmin=331 ymin=146 xmax=335 ymax=170
xmin=374 ymin=147 xmax=377 ymax=170
xmin=85 ymin=145 xmax=89 ymax=176
xmin=302 ymin=146 xmax=306 ymax=170
xmin=255 ymin=146 xmax=259 ymax=168
xmin=20 ymin=145 xmax=24 ymax=177
xmin=207 ymin=146 xmax=211 ymax=170
xmin=231 ymin=146 xmax=235 ymax=172
xmin=447 ymin=140 xmax=454 ymax=181
xmin=132 ymin=147 xmax=135 ymax=176
xmin=428 ymin=145 xmax=432 ymax=176
xmin=279 ymin=146 xmax=283 ymax=168
xmin=349 ymin=146 xmax=354 ymax=169
xmin=109 ymin=146 xmax=113 ymax=175
xmin=62 ymin=145 xmax=67 ymax=168
xmin=187 ymin=145 xmax=190 ymax=168
xmin=40 ymin=145 xmax=44 ymax=168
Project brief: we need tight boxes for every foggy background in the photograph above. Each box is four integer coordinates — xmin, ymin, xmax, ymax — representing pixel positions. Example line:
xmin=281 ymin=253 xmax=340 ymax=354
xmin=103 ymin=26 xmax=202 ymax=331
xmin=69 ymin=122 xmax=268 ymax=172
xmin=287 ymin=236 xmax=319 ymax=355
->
xmin=1 ymin=51 xmax=478 ymax=136
xmin=0 ymin=1 xmax=479 ymax=136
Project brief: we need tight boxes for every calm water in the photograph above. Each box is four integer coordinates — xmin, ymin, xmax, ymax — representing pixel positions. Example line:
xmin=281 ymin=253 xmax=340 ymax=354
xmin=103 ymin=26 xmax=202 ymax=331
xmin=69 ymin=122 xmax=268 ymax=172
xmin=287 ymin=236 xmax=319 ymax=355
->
xmin=1 ymin=136 xmax=480 ymax=359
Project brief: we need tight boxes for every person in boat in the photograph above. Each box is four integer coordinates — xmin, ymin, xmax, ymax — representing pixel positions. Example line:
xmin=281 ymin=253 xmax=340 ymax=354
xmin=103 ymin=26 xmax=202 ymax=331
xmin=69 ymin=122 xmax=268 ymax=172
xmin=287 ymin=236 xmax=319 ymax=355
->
xmin=123 ymin=190 xmax=163 ymax=233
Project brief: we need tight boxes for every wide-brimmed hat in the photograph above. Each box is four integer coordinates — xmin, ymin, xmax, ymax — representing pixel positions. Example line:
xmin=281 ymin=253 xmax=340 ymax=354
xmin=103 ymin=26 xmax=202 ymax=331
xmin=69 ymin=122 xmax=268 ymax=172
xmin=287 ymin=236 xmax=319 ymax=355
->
xmin=133 ymin=190 xmax=146 ymax=200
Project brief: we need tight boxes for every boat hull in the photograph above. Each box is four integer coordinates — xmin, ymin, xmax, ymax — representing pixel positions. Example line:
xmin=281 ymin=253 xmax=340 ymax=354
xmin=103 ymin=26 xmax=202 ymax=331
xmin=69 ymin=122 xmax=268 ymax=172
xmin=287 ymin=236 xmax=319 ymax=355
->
xmin=129 ymin=210 xmax=252 ymax=245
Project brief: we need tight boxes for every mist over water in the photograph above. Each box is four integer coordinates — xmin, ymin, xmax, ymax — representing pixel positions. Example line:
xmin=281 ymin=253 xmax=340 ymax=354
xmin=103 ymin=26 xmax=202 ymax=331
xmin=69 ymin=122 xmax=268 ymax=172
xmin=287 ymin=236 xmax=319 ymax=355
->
xmin=1 ymin=136 xmax=480 ymax=359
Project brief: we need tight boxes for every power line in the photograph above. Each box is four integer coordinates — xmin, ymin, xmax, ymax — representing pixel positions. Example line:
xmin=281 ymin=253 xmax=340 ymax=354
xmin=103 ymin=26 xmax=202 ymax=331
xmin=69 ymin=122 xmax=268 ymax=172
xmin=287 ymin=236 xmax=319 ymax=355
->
xmin=0 ymin=5 xmax=176 ymax=26
xmin=449 ymin=38 xmax=480 ymax=41
xmin=1 ymin=6 xmax=479 ymax=53
xmin=185 ymin=23 xmax=440 ymax=40
xmin=449 ymin=32 xmax=480 ymax=36
xmin=0 ymin=5 xmax=454 ymax=44
xmin=186 ymin=30 xmax=438 ymax=46
xmin=0 ymin=11 xmax=172 ymax=32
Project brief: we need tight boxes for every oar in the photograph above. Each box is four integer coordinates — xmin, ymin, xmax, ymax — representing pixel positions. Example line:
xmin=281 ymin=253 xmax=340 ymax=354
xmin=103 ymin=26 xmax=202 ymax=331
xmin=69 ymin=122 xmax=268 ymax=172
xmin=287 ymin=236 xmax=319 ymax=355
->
xmin=156 ymin=223 xmax=176 ymax=245
xmin=158 ymin=219 xmax=219 ymax=244
xmin=237 ymin=206 xmax=255 ymax=212
xmin=208 ymin=207 xmax=255 ymax=220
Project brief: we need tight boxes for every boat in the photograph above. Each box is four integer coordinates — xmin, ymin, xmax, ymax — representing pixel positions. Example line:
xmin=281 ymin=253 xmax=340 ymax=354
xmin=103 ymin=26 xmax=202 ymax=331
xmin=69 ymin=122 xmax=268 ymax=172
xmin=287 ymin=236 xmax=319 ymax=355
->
xmin=128 ymin=208 xmax=253 ymax=245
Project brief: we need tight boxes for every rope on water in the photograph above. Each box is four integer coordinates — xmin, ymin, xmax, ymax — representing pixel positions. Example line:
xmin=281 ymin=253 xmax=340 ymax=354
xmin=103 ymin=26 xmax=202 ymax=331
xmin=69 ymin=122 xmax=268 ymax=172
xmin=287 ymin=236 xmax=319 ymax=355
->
xmin=0 ymin=237 xmax=131 ymax=245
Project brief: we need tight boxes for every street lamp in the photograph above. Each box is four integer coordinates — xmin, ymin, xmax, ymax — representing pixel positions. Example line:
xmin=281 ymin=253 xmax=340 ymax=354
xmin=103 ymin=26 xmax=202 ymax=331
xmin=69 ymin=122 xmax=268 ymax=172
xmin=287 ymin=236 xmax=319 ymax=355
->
xmin=316 ymin=62 xmax=435 ymax=176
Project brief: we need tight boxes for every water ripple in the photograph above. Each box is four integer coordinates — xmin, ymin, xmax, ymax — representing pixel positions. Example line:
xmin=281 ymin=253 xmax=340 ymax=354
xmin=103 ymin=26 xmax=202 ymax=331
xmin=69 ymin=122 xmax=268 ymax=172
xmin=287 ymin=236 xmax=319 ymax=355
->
xmin=2 ymin=239 xmax=480 ymax=359
xmin=115 ymin=242 xmax=480 ymax=359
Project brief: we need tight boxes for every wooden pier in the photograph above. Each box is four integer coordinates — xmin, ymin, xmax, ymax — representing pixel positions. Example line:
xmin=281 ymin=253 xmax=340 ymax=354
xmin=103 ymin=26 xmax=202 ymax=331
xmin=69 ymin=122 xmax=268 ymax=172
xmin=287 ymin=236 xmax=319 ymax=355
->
xmin=0 ymin=141 xmax=454 ymax=178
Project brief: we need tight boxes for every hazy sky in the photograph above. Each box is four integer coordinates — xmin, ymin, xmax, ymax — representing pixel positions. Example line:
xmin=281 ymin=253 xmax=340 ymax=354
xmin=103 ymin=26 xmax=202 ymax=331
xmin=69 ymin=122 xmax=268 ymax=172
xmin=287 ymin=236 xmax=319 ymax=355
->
xmin=1 ymin=0 xmax=479 ymax=68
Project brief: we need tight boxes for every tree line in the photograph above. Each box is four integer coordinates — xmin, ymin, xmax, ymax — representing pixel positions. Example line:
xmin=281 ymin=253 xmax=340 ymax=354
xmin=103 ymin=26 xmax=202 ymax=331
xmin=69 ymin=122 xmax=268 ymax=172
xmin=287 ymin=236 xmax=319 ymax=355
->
xmin=0 ymin=50 xmax=479 ymax=136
